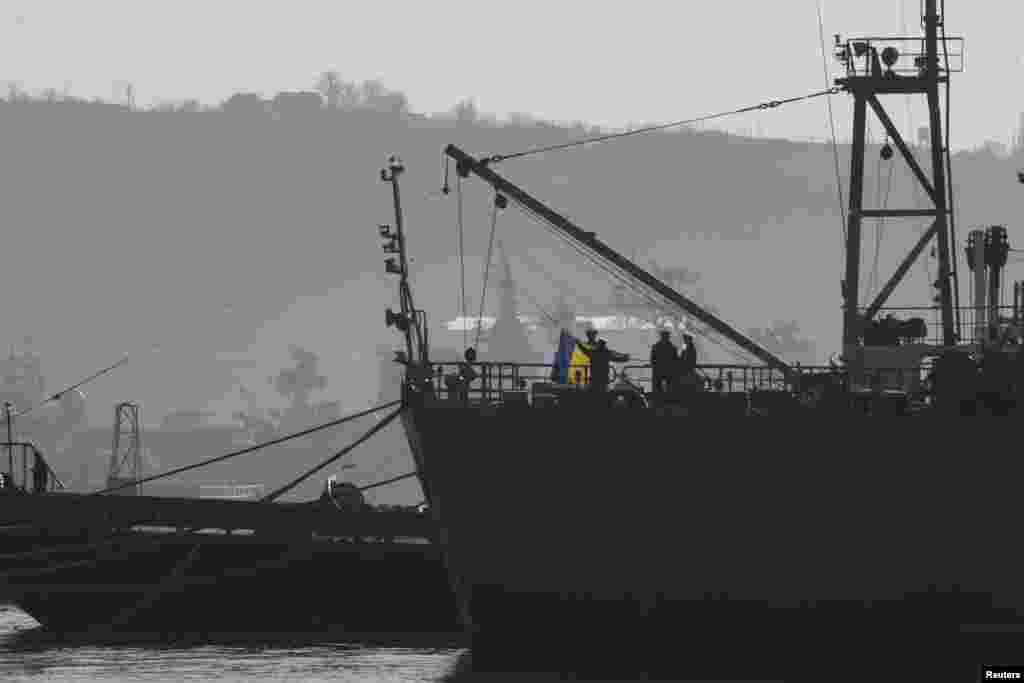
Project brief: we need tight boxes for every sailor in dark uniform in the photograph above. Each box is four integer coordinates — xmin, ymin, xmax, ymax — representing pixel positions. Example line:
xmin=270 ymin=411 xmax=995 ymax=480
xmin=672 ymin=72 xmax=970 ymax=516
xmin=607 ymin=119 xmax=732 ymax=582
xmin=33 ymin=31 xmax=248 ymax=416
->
xmin=650 ymin=330 xmax=678 ymax=395
xmin=677 ymin=334 xmax=699 ymax=391
xmin=31 ymin=449 xmax=49 ymax=494
xmin=456 ymin=348 xmax=479 ymax=403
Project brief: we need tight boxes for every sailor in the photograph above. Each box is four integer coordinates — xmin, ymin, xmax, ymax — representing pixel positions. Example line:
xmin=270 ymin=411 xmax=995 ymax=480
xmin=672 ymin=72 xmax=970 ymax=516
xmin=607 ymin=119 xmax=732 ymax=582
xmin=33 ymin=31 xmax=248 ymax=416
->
xmin=456 ymin=348 xmax=479 ymax=403
xmin=576 ymin=339 xmax=630 ymax=393
xmin=570 ymin=328 xmax=600 ymax=386
xmin=579 ymin=328 xmax=600 ymax=353
xmin=677 ymin=334 xmax=698 ymax=389
xmin=649 ymin=330 xmax=678 ymax=395
xmin=31 ymin=450 xmax=49 ymax=494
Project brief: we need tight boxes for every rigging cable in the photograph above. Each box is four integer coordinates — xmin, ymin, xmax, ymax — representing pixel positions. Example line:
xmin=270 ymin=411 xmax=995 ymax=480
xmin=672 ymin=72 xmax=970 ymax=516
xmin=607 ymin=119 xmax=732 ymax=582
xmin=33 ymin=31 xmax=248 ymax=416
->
xmin=486 ymin=237 xmax=560 ymax=329
xmin=455 ymin=174 xmax=468 ymax=349
xmin=12 ymin=355 xmax=129 ymax=419
xmin=508 ymin=200 xmax=760 ymax=365
xmin=503 ymin=261 xmax=560 ymax=329
xmin=515 ymin=288 xmax=559 ymax=330
xmin=544 ymin=231 xmax=753 ymax=364
xmin=260 ymin=405 xmax=403 ymax=503
xmin=817 ymin=0 xmax=848 ymax=254
xmin=900 ymin=0 xmax=935 ymax=310
xmin=357 ymin=470 xmax=418 ymax=493
xmin=473 ymin=196 xmax=501 ymax=350
xmin=483 ymin=87 xmax=841 ymax=165
xmin=92 ymin=399 xmax=403 ymax=495
xmin=901 ymin=0 xmax=913 ymax=146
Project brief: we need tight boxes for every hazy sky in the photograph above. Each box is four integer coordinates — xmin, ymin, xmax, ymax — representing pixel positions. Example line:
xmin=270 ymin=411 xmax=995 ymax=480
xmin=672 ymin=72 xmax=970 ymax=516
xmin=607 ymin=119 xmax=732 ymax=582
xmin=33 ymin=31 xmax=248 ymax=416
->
xmin=3 ymin=1 xmax=1022 ymax=150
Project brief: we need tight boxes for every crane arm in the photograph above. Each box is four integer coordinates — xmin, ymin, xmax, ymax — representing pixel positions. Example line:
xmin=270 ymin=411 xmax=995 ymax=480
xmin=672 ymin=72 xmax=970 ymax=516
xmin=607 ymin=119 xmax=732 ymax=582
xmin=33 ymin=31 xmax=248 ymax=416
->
xmin=444 ymin=144 xmax=795 ymax=382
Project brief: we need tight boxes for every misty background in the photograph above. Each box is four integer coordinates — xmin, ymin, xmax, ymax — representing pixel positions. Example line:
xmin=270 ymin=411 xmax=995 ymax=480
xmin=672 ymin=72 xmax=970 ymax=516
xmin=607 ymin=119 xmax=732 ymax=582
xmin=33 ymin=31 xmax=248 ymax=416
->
xmin=0 ymin=1 xmax=1022 ymax=431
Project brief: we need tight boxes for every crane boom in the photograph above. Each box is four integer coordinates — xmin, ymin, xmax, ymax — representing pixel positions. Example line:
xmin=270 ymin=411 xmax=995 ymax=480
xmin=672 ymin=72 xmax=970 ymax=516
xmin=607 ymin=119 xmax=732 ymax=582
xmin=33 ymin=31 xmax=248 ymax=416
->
xmin=444 ymin=144 xmax=795 ymax=381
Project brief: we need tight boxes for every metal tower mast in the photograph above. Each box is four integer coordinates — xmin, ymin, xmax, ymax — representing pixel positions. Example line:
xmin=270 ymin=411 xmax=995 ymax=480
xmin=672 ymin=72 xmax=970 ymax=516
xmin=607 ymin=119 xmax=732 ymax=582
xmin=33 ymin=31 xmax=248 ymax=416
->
xmin=835 ymin=0 xmax=963 ymax=354
xmin=106 ymin=401 xmax=142 ymax=495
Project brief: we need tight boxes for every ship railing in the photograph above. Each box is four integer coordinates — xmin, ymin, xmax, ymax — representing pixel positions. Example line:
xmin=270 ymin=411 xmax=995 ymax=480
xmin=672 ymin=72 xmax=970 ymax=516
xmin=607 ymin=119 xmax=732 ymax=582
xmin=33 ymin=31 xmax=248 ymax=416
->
xmin=604 ymin=362 xmax=935 ymax=399
xmin=622 ymin=364 xmax=790 ymax=393
xmin=427 ymin=362 xmax=568 ymax=404
xmin=420 ymin=360 xmax=935 ymax=407
xmin=837 ymin=35 xmax=964 ymax=78
xmin=1 ymin=441 xmax=65 ymax=494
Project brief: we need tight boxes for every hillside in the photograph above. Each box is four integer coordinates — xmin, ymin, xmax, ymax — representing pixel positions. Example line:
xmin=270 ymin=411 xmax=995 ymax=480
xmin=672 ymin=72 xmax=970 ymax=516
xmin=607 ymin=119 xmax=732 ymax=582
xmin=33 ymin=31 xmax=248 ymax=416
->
xmin=1 ymin=94 xmax=1021 ymax=426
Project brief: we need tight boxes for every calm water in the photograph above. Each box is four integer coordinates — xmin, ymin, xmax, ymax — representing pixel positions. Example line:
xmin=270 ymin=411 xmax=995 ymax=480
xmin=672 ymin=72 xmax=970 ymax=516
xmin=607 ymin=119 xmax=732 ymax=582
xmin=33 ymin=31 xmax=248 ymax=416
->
xmin=0 ymin=605 xmax=467 ymax=683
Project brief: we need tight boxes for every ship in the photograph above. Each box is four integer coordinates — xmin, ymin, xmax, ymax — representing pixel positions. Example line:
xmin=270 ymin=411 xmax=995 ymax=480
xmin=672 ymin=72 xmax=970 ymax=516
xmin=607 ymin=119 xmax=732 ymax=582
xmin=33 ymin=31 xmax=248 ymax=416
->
xmin=1 ymin=263 xmax=453 ymax=639
xmin=0 ymin=376 xmax=458 ymax=642
xmin=378 ymin=5 xmax=1023 ymax=680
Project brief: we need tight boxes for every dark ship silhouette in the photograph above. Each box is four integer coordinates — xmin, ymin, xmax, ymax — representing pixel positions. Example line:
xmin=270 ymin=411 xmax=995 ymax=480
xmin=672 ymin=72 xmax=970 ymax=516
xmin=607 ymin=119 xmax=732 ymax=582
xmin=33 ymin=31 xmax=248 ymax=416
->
xmin=1 ymin=283 xmax=449 ymax=638
xmin=380 ymin=6 xmax=1022 ymax=679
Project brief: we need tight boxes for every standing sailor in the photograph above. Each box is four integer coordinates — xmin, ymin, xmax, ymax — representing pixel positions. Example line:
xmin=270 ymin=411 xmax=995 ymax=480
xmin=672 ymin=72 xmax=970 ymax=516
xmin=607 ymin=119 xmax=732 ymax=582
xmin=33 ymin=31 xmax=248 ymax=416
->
xmin=572 ymin=328 xmax=599 ymax=385
xmin=576 ymin=339 xmax=630 ymax=393
xmin=677 ymin=334 xmax=699 ymax=391
xmin=580 ymin=328 xmax=599 ymax=351
xmin=650 ymin=330 xmax=678 ymax=395
xmin=457 ymin=348 xmax=479 ymax=403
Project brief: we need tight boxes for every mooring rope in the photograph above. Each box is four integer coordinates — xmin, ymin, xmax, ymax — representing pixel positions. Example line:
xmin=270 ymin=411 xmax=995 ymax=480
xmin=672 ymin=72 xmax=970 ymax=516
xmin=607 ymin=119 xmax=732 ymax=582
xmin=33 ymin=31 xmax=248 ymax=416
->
xmin=92 ymin=399 xmax=402 ymax=495
xmin=260 ymin=406 xmax=403 ymax=503
xmin=356 ymin=470 xmax=418 ymax=492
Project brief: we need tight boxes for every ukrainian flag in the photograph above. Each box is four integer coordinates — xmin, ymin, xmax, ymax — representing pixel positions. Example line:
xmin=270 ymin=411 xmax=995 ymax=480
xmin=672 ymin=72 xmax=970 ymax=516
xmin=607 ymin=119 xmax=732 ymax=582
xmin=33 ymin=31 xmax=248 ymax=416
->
xmin=553 ymin=329 xmax=591 ymax=385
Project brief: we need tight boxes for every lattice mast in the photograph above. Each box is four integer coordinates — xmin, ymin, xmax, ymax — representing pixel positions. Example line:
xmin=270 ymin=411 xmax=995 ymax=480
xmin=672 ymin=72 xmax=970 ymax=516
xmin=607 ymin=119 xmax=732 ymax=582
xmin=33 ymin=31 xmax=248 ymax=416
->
xmin=835 ymin=0 xmax=964 ymax=353
xmin=106 ymin=401 xmax=142 ymax=495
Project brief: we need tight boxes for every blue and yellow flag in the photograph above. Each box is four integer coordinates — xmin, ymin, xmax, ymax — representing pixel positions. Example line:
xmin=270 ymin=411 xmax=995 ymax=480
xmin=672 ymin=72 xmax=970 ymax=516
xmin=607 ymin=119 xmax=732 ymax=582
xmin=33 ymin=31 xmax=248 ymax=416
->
xmin=553 ymin=330 xmax=591 ymax=385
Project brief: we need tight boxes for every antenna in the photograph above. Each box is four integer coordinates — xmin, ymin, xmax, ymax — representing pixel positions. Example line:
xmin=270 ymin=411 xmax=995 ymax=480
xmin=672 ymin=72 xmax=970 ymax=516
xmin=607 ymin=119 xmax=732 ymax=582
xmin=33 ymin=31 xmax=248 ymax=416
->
xmin=380 ymin=156 xmax=430 ymax=379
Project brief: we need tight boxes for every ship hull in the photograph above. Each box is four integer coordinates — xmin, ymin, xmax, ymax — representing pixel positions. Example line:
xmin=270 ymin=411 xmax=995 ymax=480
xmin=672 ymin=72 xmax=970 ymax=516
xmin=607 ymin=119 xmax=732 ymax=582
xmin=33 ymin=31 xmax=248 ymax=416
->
xmin=1 ymin=533 xmax=458 ymax=641
xmin=407 ymin=401 xmax=1024 ymax=676
xmin=0 ymin=493 xmax=459 ymax=641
